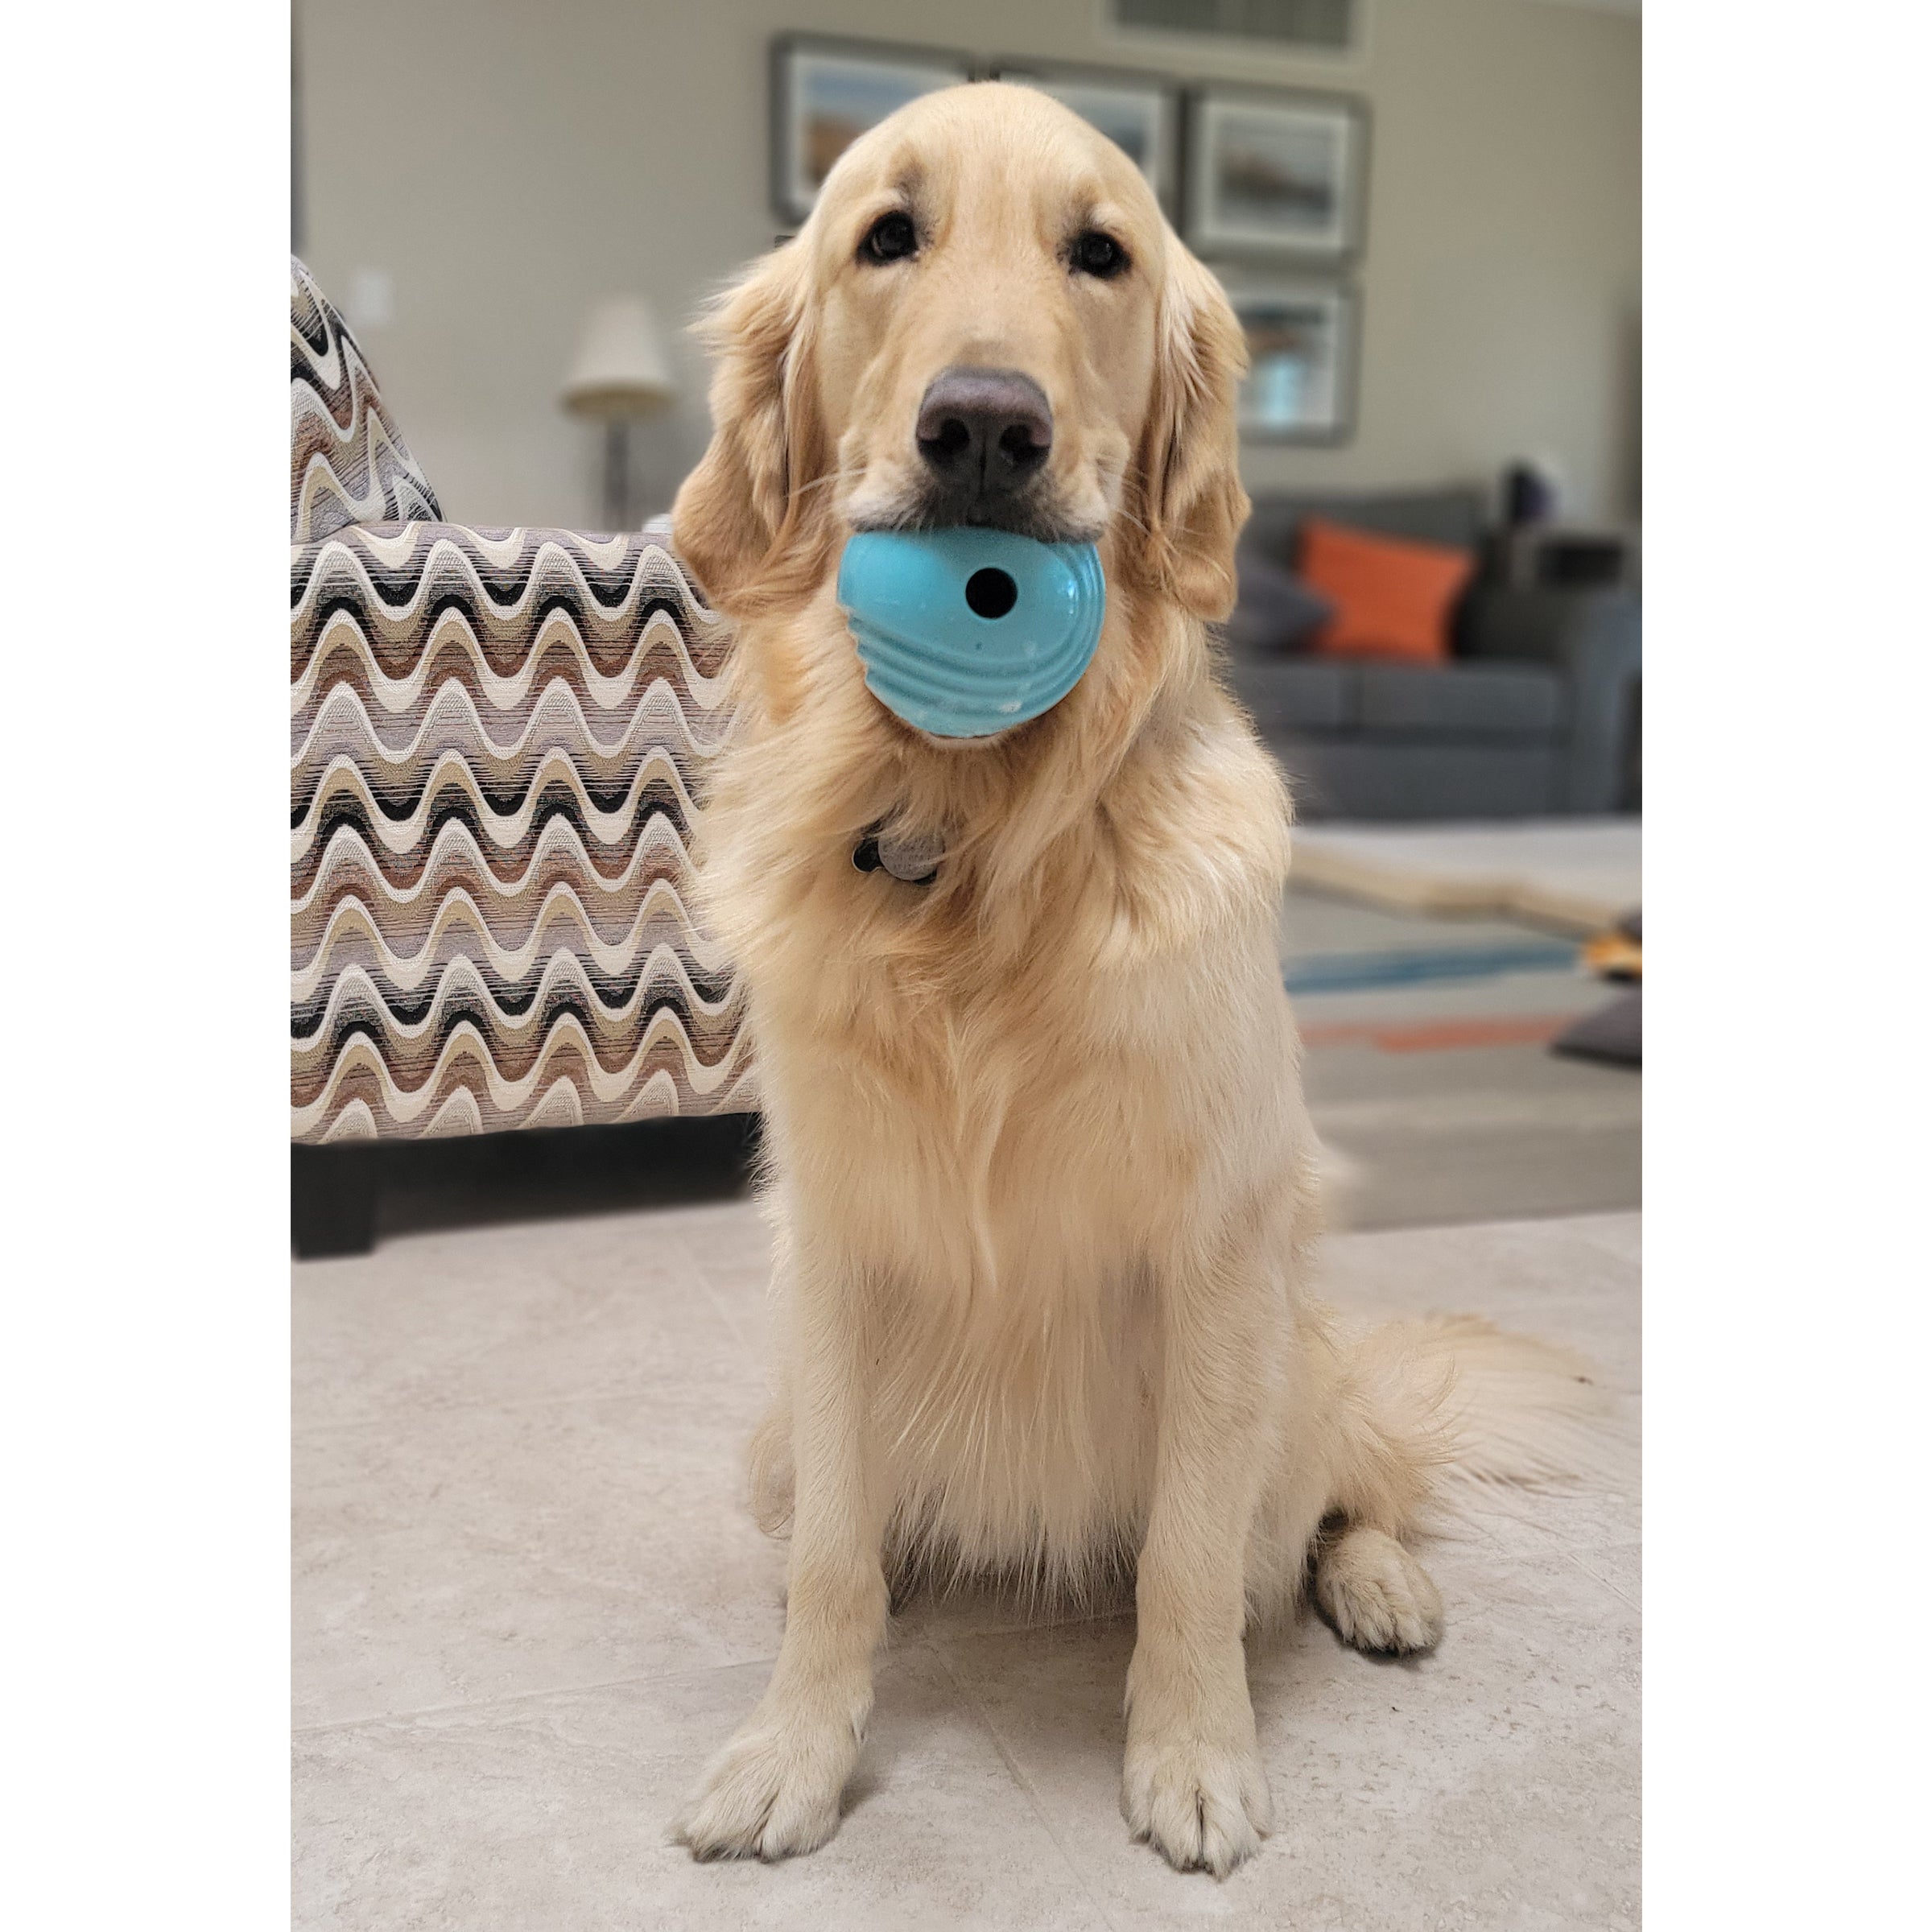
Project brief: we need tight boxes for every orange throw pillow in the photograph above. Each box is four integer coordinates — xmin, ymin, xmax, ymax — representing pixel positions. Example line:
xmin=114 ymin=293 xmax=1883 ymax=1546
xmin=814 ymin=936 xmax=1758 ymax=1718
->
xmin=1298 ymin=518 xmax=1475 ymax=664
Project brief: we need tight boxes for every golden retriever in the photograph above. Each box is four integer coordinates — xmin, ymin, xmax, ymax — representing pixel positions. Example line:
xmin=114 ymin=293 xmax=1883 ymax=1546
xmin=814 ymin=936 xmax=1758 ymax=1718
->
xmin=668 ymin=82 xmax=1598 ymax=1877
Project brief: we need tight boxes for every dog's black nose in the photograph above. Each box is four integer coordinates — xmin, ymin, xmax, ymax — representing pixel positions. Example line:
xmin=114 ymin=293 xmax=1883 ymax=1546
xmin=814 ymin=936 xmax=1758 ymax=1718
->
xmin=915 ymin=367 xmax=1053 ymax=503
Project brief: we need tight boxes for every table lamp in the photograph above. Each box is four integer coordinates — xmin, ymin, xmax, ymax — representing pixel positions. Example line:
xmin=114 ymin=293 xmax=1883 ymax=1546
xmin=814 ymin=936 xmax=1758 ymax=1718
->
xmin=563 ymin=295 xmax=675 ymax=530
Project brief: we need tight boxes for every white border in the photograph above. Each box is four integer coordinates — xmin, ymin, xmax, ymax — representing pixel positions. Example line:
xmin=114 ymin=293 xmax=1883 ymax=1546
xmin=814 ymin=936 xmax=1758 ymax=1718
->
xmin=7 ymin=1 xmax=289 ymax=1924
xmin=1647 ymin=3 xmax=1928 ymax=1926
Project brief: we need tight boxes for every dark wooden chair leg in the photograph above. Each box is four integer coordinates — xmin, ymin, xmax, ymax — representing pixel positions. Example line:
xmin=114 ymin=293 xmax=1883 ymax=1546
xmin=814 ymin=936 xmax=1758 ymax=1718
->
xmin=291 ymin=1143 xmax=379 ymax=1258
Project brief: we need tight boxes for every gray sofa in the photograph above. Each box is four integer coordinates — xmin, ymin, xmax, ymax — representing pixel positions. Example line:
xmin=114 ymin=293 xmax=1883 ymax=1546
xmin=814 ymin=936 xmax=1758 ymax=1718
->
xmin=1223 ymin=488 xmax=1641 ymax=821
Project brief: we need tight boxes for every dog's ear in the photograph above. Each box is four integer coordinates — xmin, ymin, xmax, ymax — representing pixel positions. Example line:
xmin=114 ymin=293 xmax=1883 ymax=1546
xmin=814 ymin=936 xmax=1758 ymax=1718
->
xmin=1136 ymin=242 xmax=1250 ymax=621
xmin=672 ymin=239 xmax=824 ymax=609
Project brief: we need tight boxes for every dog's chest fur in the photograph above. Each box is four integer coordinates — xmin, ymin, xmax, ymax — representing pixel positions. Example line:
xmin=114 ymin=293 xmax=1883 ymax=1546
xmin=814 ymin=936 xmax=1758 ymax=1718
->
xmin=705 ymin=653 xmax=1304 ymax=1575
xmin=740 ymin=807 xmax=1300 ymax=1575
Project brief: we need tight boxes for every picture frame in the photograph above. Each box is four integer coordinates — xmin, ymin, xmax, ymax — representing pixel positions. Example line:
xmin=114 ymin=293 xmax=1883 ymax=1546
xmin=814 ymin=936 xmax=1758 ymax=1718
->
xmin=1183 ymin=86 xmax=1368 ymax=261
xmin=1224 ymin=279 xmax=1358 ymax=444
xmin=1104 ymin=0 xmax=1373 ymax=69
xmin=989 ymin=61 xmax=1181 ymax=216
xmin=770 ymin=36 xmax=975 ymax=225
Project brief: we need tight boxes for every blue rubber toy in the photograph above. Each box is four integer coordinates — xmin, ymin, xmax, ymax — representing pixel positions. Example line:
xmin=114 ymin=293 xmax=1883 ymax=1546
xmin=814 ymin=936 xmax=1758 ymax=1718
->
xmin=836 ymin=528 xmax=1106 ymax=739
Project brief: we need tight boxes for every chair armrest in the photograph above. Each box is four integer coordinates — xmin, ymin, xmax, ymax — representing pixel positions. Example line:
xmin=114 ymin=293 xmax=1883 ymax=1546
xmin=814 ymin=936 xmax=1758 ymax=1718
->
xmin=1460 ymin=584 xmax=1640 ymax=671
xmin=291 ymin=258 xmax=442 ymax=541
xmin=291 ymin=522 xmax=753 ymax=1143
xmin=1459 ymin=586 xmax=1641 ymax=812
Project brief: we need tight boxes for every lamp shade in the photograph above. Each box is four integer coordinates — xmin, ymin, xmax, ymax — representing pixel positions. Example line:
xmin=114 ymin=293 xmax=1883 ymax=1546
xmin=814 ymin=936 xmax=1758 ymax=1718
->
xmin=563 ymin=295 xmax=675 ymax=419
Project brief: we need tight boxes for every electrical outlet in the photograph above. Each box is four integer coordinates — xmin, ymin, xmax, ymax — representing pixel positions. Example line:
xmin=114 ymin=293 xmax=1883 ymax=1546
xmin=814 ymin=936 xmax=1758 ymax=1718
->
xmin=346 ymin=267 xmax=394 ymax=331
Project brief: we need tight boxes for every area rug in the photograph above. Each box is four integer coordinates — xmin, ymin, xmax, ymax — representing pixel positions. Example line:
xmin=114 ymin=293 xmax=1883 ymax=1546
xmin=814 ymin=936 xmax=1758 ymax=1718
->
xmin=1290 ymin=819 xmax=1641 ymax=935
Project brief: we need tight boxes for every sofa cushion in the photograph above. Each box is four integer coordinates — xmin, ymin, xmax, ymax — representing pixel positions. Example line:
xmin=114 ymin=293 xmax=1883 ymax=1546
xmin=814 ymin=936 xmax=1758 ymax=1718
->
xmin=1268 ymin=738 xmax=1560 ymax=821
xmin=1302 ymin=519 xmax=1474 ymax=664
xmin=1355 ymin=662 xmax=1562 ymax=737
xmin=1225 ymin=546 xmax=1334 ymax=654
xmin=1244 ymin=486 xmax=1490 ymax=572
xmin=1224 ymin=655 xmax=1356 ymax=733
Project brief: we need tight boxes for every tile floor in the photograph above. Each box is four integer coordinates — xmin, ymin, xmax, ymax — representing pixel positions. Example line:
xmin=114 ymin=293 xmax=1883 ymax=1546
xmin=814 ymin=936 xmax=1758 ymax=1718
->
xmin=295 ymin=1204 xmax=1640 ymax=1930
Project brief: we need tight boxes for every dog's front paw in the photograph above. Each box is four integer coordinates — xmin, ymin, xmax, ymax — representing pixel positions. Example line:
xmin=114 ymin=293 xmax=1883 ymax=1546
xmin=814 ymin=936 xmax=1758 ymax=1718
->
xmin=1121 ymin=1724 xmax=1274 ymax=1878
xmin=1316 ymin=1525 xmax=1443 ymax=1655
xmin=675 ymin=1717 xmax=860 ymax=1862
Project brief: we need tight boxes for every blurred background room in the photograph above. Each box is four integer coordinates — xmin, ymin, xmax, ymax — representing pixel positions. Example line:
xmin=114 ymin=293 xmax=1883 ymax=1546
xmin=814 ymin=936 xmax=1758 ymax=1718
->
xmin=292 ymin=0 xmax=1641 ymax=1237
xmin=295 ymin=0 xmax=1637 ymax=548
xmin=291 ymin=11 xmax=1644 ymax=1917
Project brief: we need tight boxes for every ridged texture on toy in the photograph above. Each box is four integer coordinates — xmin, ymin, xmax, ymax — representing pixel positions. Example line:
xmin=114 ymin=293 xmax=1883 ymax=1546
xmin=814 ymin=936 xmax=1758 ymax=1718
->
xmin=838 ymin=530 xmax=1106 ymax=738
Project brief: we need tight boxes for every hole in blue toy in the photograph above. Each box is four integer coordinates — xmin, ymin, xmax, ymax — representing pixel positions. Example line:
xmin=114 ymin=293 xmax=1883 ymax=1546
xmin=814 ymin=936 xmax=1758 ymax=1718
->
xmin=964 ymin=568 xmax=1018 ymax=620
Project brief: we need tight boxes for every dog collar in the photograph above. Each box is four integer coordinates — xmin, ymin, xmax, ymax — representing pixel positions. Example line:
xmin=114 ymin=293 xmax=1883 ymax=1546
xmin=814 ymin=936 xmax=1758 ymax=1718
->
xmin=852 ymin=821 xmax=943 ymax=886
xmin=837 ymin=528 xmax=1106 ymax=739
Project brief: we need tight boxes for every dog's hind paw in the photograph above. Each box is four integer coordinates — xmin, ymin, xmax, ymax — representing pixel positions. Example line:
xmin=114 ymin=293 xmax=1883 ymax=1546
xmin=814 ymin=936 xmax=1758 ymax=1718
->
xmin=1315 ymin=1525 xmax=1443 ymax=1655
xmin=1121 ymin=1730 xmax=1273 ymax=1877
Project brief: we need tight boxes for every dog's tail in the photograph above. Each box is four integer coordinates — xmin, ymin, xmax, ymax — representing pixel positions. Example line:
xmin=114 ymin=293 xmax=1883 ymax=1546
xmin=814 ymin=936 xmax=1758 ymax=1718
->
xmin=1333 ymin=1314 xmax=1619 ymax=1534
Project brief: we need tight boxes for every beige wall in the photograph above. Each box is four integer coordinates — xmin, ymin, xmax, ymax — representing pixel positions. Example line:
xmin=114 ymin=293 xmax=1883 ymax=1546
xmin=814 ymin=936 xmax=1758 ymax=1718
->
xmin=298 ymin=0 xmax=1638 ymax=530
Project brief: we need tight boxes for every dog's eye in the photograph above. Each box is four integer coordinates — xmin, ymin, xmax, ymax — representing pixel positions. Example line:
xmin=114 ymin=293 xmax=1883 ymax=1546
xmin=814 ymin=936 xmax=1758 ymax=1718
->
xmin=859 ymin=212 xmax=919 ymax=265
xmin=1071 ymin=230 xmax=1129 ymax=279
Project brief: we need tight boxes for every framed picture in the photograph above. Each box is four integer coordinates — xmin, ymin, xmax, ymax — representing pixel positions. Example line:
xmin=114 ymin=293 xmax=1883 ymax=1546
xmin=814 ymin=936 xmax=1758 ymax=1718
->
xmin=1184 ymin=87 xmax=1368 ymax=260
xmin=770 ymin=36 xmax=973 ymax=225
xmin=1224 ymin=280 xmax=1357 ymax=443
xmin=990 ymin=63 xmax=1181 ymax=214
xmin=1105 ymin=0 xmax=1372 ymax=67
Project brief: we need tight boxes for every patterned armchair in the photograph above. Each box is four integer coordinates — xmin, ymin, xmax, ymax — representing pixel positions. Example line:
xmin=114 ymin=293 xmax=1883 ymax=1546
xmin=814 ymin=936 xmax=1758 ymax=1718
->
xmin=291 ymin=258 xmax=751 ymax=1254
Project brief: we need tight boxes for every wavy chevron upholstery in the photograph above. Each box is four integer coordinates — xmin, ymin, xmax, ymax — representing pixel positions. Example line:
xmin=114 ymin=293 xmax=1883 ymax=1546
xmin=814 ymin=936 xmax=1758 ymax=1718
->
xmin=290 ymin=268 xmax=752 ymax=1144
xmin=291 ymin=256 xmax=442 ymax=542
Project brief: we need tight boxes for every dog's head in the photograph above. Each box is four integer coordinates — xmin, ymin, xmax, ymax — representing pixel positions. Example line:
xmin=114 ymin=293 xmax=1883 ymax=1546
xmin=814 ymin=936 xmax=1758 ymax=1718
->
xmin=675 ymin=82 xmax=1249 ymax=630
